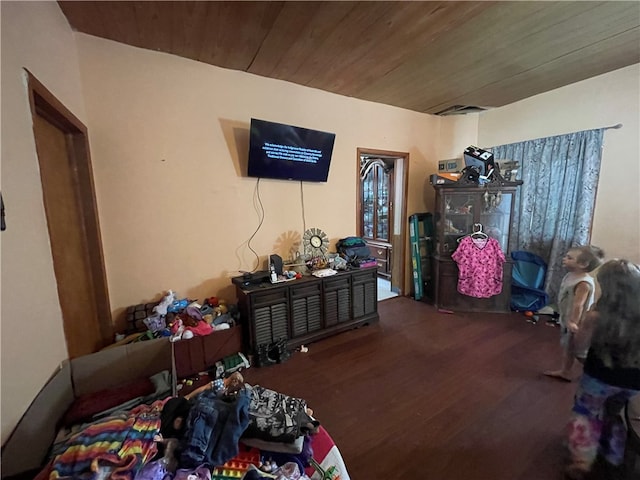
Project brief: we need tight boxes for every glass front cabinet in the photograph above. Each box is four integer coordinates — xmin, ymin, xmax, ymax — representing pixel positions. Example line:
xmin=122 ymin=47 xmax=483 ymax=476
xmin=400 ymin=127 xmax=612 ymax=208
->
xmin=430 ymin=184 xmax=520 ymax=312
xmin=360 ymin=159 xmax=393 ymax=278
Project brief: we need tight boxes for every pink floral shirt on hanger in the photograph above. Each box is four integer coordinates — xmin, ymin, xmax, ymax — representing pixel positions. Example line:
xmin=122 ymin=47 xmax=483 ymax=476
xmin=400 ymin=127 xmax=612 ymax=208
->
xmin=451 ymin=236 xmax=505 ymax=298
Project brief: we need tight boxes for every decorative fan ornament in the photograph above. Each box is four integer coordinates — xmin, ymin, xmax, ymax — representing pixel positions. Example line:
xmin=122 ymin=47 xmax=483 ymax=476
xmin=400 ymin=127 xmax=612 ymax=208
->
xmin=303 ymin=227 xmax=329 ymax=258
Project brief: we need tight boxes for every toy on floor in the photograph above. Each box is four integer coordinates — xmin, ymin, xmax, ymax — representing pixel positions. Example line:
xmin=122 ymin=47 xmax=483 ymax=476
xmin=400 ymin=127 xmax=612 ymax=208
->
xmin=214 ymin=352 xmax=250 ymax=378
xmin=524 ymin=310 xmax=539 ymax=324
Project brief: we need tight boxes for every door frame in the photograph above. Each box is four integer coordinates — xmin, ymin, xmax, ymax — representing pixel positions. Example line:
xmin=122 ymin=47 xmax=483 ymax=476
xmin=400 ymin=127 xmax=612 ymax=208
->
xmin=27 ymin=70 xmax=113 ymax=356
xmin=357 ymin=148 xmax=409 ymax=295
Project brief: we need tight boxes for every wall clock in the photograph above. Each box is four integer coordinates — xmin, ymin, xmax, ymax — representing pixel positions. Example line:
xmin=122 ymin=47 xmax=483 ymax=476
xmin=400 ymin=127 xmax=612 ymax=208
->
xmin=303 ymin=227 xmax=329 ymax=258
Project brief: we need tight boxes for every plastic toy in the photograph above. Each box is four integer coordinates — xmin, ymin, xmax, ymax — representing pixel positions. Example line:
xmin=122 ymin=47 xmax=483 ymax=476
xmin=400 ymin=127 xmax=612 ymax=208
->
xmin=222 ymin=372 xmax=245 ymax=396
xmin=214 ymin=353 xmax=250 ymax=378
xmin=169 ymin=317 xmax=186 ymax=342
xmin=310 ymin=458 xmax=341 ymax=480
xmin=210 ymin=448 xmax=260 ymax=480
xmin=524 ymin=311 xmax=539 ymax=324
xmin=167 ymin=298 xmax=189 ymax=313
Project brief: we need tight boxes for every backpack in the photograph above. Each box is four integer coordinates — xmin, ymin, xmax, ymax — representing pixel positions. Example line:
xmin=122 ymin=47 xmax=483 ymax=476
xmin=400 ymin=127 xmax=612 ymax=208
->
xmin=336 ymin=237 xmax=371 ymax=263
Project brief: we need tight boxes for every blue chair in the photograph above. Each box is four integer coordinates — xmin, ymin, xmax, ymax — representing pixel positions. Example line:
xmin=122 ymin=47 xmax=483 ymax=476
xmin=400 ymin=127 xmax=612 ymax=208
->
xmin=510 ymin=251 xmax=549 ymax=312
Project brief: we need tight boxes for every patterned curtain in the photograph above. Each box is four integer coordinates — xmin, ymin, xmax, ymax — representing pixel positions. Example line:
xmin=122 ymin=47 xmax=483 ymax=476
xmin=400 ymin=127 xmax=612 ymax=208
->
xmin=490 ymin=129 xmax=604 ymax=304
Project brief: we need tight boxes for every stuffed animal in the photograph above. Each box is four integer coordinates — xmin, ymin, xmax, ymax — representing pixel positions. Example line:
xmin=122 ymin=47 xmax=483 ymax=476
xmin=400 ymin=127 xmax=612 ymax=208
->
xmin=213 ymin=300 xmax=228 ymax=317
xmin=153 ymin=290 xmax=176 ymax=316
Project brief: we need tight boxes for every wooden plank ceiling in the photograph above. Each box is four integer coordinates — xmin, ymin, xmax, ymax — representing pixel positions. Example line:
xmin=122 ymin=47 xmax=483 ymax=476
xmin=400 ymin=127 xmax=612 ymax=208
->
xmin=58 ymin=1 xmax=640 ymax=115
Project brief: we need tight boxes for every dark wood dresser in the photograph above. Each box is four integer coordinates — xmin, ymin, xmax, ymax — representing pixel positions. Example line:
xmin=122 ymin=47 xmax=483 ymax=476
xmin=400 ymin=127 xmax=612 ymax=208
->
xmin=233 ymin=267 xmax=378 ymax=363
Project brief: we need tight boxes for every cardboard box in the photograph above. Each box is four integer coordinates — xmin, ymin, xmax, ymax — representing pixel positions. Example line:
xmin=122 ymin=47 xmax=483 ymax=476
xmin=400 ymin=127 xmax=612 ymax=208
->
xmin=438 ymin=158 xmax=463 ymax=172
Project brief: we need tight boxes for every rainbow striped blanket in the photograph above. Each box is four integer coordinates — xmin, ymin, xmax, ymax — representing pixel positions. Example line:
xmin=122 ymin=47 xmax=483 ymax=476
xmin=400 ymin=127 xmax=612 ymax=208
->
xmin=47 ymin=400 xmax=165 ymax=480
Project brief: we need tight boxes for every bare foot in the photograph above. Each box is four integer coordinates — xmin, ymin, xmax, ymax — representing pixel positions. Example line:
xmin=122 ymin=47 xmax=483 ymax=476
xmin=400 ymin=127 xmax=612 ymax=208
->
xmin=543 ymin=370 xmax=572 ymax=382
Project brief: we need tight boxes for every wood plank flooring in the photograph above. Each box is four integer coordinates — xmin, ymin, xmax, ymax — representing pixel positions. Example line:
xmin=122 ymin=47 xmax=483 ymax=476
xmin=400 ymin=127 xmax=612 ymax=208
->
xmin=242 ymin=296 xmax=579 ymax=480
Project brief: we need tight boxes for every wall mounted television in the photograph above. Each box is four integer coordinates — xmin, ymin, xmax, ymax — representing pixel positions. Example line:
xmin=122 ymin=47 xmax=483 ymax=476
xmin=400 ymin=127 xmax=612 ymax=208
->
xmin=247 ymin=118 xmax=336 ymax=182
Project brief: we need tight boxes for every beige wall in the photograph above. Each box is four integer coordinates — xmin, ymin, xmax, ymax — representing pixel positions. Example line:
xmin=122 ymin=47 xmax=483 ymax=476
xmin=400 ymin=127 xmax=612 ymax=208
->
xmin=438 ymin=114 xmax=479 ymax=160
xmin=478 ymin=64 xmax=640 ymax=263
xmin=1 ymin=1 xmax=88 ymax=443
xmin=75 ymin=34 xmax=441 ymax=330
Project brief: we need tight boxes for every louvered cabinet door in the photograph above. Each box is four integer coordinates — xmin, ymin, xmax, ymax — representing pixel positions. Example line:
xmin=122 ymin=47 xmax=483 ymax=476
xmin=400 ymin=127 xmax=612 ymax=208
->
xmin=250 ymin=289 xmax=290 ymax=347
xmin=290 ymin=282 xmax=322 ymax=338
xmin=323 ymin=275 xmax=351 ymax=326
xmin=352 ymin=268 xmax=378 ymax=319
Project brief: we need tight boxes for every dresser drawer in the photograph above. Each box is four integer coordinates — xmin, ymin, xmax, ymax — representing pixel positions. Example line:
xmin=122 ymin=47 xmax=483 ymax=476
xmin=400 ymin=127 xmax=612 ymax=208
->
xmin=368 ymin=243 xmax=389 ymax=261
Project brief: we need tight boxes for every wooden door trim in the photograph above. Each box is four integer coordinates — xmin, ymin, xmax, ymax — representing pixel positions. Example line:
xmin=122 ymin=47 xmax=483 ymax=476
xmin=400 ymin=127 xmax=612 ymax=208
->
xmin=26 ymin=70 xmax=113 ymax=351
xmin=357 ymin=148 xmax=409 ymax=295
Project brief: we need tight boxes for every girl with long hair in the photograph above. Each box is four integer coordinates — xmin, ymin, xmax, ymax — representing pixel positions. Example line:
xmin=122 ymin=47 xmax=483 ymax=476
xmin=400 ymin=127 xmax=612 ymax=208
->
xmin=565 ymin=259 xmax=640 ymax=479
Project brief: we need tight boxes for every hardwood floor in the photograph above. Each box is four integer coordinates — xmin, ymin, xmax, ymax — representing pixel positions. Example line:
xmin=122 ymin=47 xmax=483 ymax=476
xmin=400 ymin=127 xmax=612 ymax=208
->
xmin=242 ymin=296 xmax=579 ymax=480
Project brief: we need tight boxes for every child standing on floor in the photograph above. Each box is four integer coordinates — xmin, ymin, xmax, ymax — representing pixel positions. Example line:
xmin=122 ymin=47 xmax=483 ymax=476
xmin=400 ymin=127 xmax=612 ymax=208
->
xmin=564 ymin=259 xmax=640 ymax=479
xmin=544 ymin=245 xmax=604 ymax=381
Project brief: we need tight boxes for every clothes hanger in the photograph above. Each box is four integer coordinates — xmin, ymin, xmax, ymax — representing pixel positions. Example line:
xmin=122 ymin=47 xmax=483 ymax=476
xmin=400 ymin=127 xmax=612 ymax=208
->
xmin=471 ymin=223 xmax=488 ymax=239
xmin=457 ymin=223 xmax=488 ymax=243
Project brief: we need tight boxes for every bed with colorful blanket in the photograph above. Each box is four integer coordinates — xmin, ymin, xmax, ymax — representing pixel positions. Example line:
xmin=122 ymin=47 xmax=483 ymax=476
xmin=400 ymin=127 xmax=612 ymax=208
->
xmin=34 ymin=385 xmax=350 ymax=480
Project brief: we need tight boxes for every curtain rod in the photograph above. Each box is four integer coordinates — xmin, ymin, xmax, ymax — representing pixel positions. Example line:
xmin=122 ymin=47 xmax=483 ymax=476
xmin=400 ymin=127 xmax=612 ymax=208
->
xmin=604 ymin=123 xmax=623 ymax=130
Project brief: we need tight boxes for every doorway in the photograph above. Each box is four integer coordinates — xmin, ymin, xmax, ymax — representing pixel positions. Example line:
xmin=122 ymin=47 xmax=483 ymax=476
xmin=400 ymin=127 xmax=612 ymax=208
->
xmin=356 ymin=148 xmax=409 ymax=298
xmin=27 ymin=71 xmax=112 ymax=358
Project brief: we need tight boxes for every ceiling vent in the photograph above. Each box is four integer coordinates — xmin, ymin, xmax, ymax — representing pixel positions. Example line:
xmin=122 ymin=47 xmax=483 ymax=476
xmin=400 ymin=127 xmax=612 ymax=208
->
xmin=434 ymin=105 xmax=489 ymax=116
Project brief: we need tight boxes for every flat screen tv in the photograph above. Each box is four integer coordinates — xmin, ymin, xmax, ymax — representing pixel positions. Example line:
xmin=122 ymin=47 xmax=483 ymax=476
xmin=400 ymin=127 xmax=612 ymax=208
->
xmin=247 ymin=118 xmax=336 ymax=182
